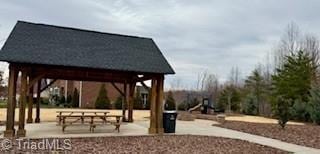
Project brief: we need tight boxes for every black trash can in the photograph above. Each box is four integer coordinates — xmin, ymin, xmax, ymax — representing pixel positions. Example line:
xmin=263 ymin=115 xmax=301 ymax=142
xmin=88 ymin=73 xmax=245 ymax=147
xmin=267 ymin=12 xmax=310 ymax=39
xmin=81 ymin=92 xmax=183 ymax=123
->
xmin=163 ymin=110 xmax=177 ymax=133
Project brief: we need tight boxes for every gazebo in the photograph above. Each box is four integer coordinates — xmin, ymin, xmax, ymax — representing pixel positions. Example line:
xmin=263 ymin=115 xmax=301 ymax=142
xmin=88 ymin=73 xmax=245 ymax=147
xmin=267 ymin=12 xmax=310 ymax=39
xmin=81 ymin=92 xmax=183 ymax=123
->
xmin=0 ymin=21 xmax=175 ymax=137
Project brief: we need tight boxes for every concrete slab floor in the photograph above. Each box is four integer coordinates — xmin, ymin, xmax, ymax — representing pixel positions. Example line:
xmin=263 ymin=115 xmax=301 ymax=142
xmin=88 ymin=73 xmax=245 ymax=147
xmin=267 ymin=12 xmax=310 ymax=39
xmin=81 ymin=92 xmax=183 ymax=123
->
xmin=0 ymin=121 xmax=149 ymax=138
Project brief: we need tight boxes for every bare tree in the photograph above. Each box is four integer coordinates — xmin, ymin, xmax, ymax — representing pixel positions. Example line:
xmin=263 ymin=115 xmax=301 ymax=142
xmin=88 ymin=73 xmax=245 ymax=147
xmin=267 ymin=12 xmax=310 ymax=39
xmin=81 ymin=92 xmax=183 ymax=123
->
xmin=274 ymin=22 xmax=301 ymax=68
xmin=170 ymin=77 xmax=182 ymax=91
xmin=301 ymin=34 xmax=320 ymax=85
xmin=274 ymin=22 xmax=320 ymax=85
xmin=229 ymin=66 xmax=241 ymax=87
xmin=196 ymin=70 xmax=208 ymax=91
xmin=196 ymin=70 xmax=220 ymax=101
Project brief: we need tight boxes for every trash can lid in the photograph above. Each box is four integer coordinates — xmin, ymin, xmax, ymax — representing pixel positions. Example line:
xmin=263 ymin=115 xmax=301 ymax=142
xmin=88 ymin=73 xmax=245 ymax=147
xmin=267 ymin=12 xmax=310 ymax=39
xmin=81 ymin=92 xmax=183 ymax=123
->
xmin=163 ymin=110 xmax=177 ymax=113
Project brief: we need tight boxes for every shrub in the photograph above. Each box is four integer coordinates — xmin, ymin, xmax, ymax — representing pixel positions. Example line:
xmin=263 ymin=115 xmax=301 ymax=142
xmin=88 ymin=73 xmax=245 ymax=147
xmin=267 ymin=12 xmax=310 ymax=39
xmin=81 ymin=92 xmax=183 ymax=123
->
xmin=41 ymin=97 xmax=50 ymax=105
xmin=274 ymin=96 xmax=291 ymax=129
xmin=114 ymin=96 xmax=123 ymax=109
xmin=95 ymin=84 xmax=111 ymax=109
xmin=309 ymin=87 xmax=320 ymax=125
xmin=58 ymin=95 xmax=66 ymax=106
xmin=164 ymin=91 xmax=176 ymax=110
xmin=71 ymin=88 xmax=80 ymax=108
xmin=290 ymin=99 xmax=309 ymax=121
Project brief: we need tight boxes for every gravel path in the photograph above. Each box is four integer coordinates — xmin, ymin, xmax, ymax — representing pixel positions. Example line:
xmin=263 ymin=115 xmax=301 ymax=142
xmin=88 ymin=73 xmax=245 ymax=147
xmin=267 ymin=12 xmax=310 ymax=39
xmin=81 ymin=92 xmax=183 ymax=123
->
xmin=1 ymin=135 xmax=288 ymax=154
xmin=213 ymin=120 xmax=320 ymax=149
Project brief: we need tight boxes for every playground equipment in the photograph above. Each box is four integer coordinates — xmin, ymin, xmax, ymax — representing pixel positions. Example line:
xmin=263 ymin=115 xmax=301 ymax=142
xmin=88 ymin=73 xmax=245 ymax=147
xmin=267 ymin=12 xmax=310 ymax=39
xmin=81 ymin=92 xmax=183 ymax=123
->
xmin=188 ymin=98 xmax=215 ymax=114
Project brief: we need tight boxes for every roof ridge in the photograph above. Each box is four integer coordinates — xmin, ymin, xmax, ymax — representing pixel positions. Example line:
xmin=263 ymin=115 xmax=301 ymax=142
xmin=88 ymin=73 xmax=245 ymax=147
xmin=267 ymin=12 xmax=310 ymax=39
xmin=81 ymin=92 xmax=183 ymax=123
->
xmin=17 ymin=20 xmax=152 ymax=40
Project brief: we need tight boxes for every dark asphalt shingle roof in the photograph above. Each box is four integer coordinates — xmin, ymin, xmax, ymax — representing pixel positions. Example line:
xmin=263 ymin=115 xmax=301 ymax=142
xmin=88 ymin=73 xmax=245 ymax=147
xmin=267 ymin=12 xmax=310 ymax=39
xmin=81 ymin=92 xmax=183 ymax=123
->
xmin=0 ymin=21 xmax=175 ymax=74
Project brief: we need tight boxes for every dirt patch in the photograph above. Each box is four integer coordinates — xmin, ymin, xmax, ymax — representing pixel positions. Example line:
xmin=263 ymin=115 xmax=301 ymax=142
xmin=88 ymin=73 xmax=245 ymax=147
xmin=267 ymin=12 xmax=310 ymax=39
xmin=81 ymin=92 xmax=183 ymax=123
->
xmin=226 ymin=115 xmax=303 ymax=125
xmin=213 ymin=121 xmax=320 ymax=149
xmin=1 ymin=135 xmax=288 ymax=154
xmin=189 ymin=112 xmax=303 ymax=125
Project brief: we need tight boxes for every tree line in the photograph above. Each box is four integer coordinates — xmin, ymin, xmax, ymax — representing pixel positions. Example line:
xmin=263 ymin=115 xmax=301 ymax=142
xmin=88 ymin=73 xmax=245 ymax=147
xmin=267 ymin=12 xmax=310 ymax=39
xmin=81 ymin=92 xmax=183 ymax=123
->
xmin=173 ymin=22 xmax=320 ymax=128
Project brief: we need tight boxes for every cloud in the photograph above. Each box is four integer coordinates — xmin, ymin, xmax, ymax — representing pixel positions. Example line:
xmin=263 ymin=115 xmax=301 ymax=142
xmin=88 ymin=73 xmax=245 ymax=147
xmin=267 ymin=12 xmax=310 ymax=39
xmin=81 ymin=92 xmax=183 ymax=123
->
xmin=1 ymin=0 xmax=320 ymax=89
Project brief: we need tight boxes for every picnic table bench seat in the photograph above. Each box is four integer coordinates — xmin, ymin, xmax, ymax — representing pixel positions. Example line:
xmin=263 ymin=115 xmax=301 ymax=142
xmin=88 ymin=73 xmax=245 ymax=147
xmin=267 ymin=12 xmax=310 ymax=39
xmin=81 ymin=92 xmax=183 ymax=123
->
xmin=56 ymin=111 xmax=122 ymax=133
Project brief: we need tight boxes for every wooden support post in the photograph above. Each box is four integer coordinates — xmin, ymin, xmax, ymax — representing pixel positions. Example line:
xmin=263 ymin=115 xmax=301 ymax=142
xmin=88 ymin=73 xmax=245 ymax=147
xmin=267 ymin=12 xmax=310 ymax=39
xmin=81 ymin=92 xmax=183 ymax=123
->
xmin=4 ymin=64 xmax=18 ymax=137
xmin=156 ymin=75 xmax=164 ymax=134
xmin=35 ymin=80 xmax=41 ymax=123
xmin=128 ymin=82 xmax=136 ymax=122
xmin=17 ymin=69 xmax=28 ymax=137
xmin=27 ymin=85 xmax=34 ymax=123
xmin=122 ymin=81 xmax=127 ymax=122
xmin=148 ymin=79 xmax=157 ymax=134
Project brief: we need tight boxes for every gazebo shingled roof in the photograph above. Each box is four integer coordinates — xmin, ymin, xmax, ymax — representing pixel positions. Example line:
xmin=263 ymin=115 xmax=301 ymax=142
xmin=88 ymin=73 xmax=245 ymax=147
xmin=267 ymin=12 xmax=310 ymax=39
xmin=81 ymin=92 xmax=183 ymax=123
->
xmin=0 ymin=21 xmax=175 ymax=74
xmin=1 ymin=21 xmax=173 ymax=137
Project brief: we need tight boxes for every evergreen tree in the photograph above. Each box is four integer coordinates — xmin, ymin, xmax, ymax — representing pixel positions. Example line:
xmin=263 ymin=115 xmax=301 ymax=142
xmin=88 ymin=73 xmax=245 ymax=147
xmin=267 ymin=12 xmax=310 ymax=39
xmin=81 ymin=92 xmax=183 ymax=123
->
xmin=308 ymin=86 xmax=320 ymax=125
xmin=71 ymin=88 xmax=79 ymax=108
xmin=290 ymin=98 xmax=309 ymax=121
xmin=272 ymin=50 xmax=315 ymax=126
xmin=164 ymin=91 xmax=176 ymax=110
xmin=95 ymin=84 xmax=111 ymax=109
xmin=0 ymin=71 xmax=7 ymax=98
xmin=272 ymin=50 xmax=313 ymax=102
xmin=145 ymin=93 xmax=151 ymax=110
xmin=274 ymin=96 xmax=291 ymax=129
xmin=245 ymin=69 xmax=265 ymax=114
xmin=242 ymin=93 xmax=257 ymax=115
xmin=114 ymin=95 xmax=123 ymax=109
xmin=133 ymin=92 xmax=143 ymax=109
xmin=66 ymin=94 xmax=72 ymax=107
xmin=218 ymin=86 xmax=241 ymax=112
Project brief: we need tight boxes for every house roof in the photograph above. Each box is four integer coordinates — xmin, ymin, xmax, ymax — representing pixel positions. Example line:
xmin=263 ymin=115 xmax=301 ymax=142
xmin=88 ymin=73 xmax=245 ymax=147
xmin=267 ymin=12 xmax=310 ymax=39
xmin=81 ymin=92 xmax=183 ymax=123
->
xmin=0 ymin=21 xmax=175 ymax=74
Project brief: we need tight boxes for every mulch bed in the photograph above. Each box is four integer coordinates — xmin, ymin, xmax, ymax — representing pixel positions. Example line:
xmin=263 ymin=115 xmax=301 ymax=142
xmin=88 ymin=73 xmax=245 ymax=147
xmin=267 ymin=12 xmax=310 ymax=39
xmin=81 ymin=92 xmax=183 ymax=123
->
xmin=1 ymin=135 xmax=288 ymax=154
xmin=213 ymin=121 xmax=320 ymax=149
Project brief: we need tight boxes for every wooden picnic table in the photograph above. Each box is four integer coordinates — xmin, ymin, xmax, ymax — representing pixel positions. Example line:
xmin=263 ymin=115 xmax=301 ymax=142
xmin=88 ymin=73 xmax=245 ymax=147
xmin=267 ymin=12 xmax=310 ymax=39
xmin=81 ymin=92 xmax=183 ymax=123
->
xmin=56 ymin=111 xmax=110 ymax=125
xmin=56 ymin=111 xmax=122 ymax=133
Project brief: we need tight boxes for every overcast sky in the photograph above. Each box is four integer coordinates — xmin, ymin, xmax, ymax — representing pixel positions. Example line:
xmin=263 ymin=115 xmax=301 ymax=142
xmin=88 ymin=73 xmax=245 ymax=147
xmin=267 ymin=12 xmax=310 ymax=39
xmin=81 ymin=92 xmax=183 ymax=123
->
xmin=1 ymin=0 xmax=320 ymax=89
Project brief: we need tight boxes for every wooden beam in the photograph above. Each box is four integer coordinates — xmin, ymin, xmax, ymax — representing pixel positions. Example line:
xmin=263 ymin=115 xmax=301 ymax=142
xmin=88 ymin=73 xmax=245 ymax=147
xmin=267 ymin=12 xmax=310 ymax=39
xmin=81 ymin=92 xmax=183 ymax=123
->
xmin=128 ymin=82 xmax=136 ymax=122
xmin=140 ymin=81 xmax=150 ymax=90
xmin=111 ymin=82 xmax=125 ymax=96
xmin=156 ymin=75 xmax=164 ymax=134
xmin=14 ymin=63 xmax=161 ymax=84
xmin=35 ymin=80 xmax=41 ymax=123
xmin=148 ymin=79 xmax=157 ymax=134
xmin=32 ymin=66 xmax=134 ymax=83
xmin=26 ymin=85 xmax=34 ymax=123
xmin=17 ymin=69 xmax=28 ymax=137
xmin=134 ymin=75 xmax=153 ymax=82
xmin=4 ymin=64 xmax=18 ymax=137
xmin=28 ymin=73 xmax=45 ymax=89
xmin=40 ymin=79 xmax=57 ymax=92
xmin=122 ymin=81 xmax=127 ymax=122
